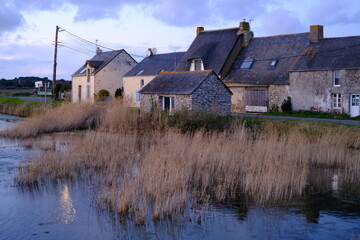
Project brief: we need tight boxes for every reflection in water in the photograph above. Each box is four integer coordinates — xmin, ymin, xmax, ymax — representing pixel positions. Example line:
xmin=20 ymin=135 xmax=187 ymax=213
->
xmin=58 ymin=184 xmax=76 ymax=224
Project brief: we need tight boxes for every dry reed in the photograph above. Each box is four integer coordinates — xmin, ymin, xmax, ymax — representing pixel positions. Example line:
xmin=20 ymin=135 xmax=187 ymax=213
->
xmin=13 ymin=101 xmax=360 ymax=222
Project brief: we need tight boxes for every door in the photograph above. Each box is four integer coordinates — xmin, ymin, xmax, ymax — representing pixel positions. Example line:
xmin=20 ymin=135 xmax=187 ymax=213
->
xmin=350 ymin=94 xmax=359 ymax=117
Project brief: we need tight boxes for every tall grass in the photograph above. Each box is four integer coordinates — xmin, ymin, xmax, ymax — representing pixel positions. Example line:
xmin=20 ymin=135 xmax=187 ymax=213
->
xmin=12 ymin=100 xmax=360 ymax=222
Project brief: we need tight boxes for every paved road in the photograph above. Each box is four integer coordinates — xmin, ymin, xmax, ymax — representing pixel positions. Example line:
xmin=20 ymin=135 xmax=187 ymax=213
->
xmin=234 ymin=113 xmax=360 ymax=125
xmin=8 ymin=96 xmax=50 ymax=103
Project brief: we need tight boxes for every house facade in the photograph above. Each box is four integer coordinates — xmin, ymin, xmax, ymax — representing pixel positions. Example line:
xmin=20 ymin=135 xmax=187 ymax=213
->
xmin=123 ymin=51 xmax=185 ymax=107
xmin=289 ymin=29 xmax=360 ymax=117
xmin=139 ymin=70 xmax=232 ymax=115
xmin=72 ymin=49 xmax=137 ymax=103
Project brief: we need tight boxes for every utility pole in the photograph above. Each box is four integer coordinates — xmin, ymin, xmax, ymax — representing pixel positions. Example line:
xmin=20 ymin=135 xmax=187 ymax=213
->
xmin=52 ymin=25 xmax=59 ymax=103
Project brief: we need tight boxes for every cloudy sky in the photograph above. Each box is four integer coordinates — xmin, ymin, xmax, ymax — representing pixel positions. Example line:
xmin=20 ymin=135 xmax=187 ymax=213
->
xmin=1 ymin=0 xmax=359 ymax=80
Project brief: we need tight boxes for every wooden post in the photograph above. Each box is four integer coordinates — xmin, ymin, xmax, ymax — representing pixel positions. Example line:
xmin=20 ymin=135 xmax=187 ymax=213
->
xmin=52 ymin=25 xmax=59 ymax=103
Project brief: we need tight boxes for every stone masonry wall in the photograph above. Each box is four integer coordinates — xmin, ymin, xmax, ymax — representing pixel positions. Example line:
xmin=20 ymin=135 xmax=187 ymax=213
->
xmin=140 ymin=94 xmax=191 ymax=112
xmin=192 ymin=74 xmax=232 ymax=115
xmin=289 ymin=69 xmax=360 ymax=114
xmin=228 ymin=86 xmax=246 ymax=113
xmin=269 ymin=85 xmax=289 ymax=111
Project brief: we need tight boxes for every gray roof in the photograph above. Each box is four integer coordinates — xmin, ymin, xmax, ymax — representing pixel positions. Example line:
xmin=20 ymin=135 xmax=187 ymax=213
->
xmin=72 ymin=50 xmax=129 ymax=76
xmin=291 ymin=36 xmax=360 ymax=71
xmin=175 ymin=28 xmax=241 ymax=74
xmin=224 ymin=33 xmax=310 ymax=85
xmin=124 ymin=52 xmax=186 ymax=77
xmin=140 ymin=70 xmax=225 ymax=95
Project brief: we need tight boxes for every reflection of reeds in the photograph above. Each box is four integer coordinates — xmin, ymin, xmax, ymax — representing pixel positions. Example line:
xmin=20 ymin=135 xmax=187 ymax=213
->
xmin=12 ymin=101 xmax=360 ymax=222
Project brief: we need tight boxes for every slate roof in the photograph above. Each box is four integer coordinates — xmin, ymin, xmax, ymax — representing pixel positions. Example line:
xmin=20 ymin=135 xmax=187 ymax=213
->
xmin=291 ymin=36 xmax=360 ymax=71
xmin=224 ymin=33 xmax=310 ymax=85
xmin=175 ymin=28 xmax=241 ymax=74
xmin=124 ymin=52 xmax=186 ymax=77
xmin=140 ymin=70 xmax=220 ymax=95
xmin=72 ymin=50 xmax=127 ymax=76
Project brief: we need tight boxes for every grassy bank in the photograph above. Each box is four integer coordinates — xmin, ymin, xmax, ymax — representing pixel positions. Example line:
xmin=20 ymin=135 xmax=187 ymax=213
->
xmin=0 ymin=97 xmax=53 ymax=117
xmin=264 ymin=110 xmax=360 ymax=121
xmin=3 ymin=100 xmax=360 ymax=223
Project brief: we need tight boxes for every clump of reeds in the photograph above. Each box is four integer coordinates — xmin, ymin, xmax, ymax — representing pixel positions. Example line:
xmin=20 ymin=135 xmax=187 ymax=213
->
xmin=15 ymin=101 xmax=360 ymax=222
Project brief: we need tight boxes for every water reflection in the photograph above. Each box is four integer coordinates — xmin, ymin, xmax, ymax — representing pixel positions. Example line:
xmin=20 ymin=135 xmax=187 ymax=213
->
xmin=58 ymin=184 xmax=76 ymax=224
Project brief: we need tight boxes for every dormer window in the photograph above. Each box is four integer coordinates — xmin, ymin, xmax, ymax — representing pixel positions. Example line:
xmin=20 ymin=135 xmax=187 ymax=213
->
xmin=190 ymin=59 xmax=204 ymax=71
xmin=136 ymin=70 xmax=144 ymax=76
xmin=269 ymin=59 xmax=277 ymax=67
xmin=333 ymin=70 xmax=341 ymax=87
xmin=240 ymin=59 xmax=254 ymax=69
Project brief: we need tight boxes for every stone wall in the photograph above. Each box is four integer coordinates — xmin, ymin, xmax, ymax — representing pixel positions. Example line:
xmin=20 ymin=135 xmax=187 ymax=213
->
xmin=269 ymin=85 xmax=289 ymax=111
xmin=140 ymin=94 xmax=191 ymax=112
xmin=228 ymin=86 xmax=246 ymax=113
xmin=192 ymin=74 xmax=232 ymax=115
xmin=289 ymin=69 xmax=360 ymax=114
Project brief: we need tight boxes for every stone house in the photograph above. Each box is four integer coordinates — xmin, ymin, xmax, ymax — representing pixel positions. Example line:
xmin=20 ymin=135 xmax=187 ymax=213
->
xmin=139 ymin=70 xmax=232 ymax=115
xmin=72 ymin=49 xmax=137 ymax=103
xmin=289 ymin=26 xmax=360 ymax=117
xmin=123 ymin=51 xmax=185 ymax=107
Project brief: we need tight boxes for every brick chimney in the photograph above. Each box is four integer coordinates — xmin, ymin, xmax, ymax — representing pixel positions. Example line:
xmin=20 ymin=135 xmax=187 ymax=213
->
xmin=238 ymin=21 xmax=253 ymax=47
xmin=310 ymin=25 xmax=324 ymax=42
xmin=196 ymin=27 xmax=204 ymax=35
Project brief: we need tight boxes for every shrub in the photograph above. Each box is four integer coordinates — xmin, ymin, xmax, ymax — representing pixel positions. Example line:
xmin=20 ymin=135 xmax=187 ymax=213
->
xmin=97 ymin=89 xmax=110 ymax=101
xmin=281 ymin=97 xmax=292 ymax=112
xmin=115 ymin=88 xmax=123 ymax=98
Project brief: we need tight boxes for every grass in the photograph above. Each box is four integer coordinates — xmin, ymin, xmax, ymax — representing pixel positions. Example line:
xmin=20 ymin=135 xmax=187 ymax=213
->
xmin=264 ymin=110 xmax=360 ymax=120
xmin=0 ymin=89 xmax=35 ymax=97
xmin=0 ymin=97 xmax=59 ymax=117
xmin=7 ymin=100 xmax=360 ymax=223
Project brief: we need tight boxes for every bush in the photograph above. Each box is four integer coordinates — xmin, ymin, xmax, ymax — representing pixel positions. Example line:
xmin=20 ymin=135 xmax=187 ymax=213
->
xmin=97 ymin=89 xmax=110 ymax=101
xmin=281 ymin=97 xmax=292 ymax=112
xmin=115 ymin=88 xmax=123 ymax=98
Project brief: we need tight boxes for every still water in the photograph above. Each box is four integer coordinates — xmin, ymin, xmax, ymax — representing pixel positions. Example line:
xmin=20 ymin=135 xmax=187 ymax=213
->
xmin=0 ymin=114 xmax=360 ymax=240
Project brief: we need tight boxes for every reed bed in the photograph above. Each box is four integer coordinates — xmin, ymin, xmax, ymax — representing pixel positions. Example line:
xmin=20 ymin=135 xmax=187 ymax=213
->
xmin=12 ymin=101 xmax=360 ymax=222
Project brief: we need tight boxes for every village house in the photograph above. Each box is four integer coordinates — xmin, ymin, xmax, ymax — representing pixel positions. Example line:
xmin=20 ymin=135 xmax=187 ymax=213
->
xmin=139 ymin=70 xmax=232 ymax=115
xmin=72 ymin=49 xmax=137 ymax=103
xmin=289 ymin=26 xmax=360 ymax=117
xmin=123 ymin=51 xmax=185 ymax=107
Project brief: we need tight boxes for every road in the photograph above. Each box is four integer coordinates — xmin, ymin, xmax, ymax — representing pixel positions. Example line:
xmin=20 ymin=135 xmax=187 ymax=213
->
xmin=234 ymin=113 xmax=360 ymax=125
xmin=8 ymin=96 xmax=50 ymax=103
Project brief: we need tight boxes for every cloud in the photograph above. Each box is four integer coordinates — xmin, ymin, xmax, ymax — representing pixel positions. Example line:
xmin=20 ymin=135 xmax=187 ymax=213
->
xmin=259 ymin=8 xmax=305 ymax=35
xmin=0 ymin=5 xmax=24 ymax=36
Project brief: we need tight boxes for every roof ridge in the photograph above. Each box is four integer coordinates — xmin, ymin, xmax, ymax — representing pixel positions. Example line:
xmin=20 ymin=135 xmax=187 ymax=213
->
xmin=253 ymin=32 xmax=309 ymax=39
xmin=202 ymin=27 xmax=238 ymax=33
xmin=151 ymin=51 xmax=187 ymax=56
xmin=160 ymin=70 xmax=212 ymax=74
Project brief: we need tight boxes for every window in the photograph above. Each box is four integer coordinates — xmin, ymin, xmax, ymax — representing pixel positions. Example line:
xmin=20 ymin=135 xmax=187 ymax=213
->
xmin=79 ymin=68 xmax=86 ymax=74
xmin=190 ymin=59 xmax=204 ymax=71
xmin=332 ymin=93 xmax=342 ymax=109
xmin=78 ymin=85 xmax=82 ymax=100
xmin=269 ymin=59 xmax=277 ymax=67
xmin=86 ymin=85 xmax=90 ymax=98
xmin=351 ymin=94 xmax=360 ymax=106
xmin=140 ymin=79 xmax=144 ymax=87
xmin=136 ymin=91 xmax=140 ymax=102
xmin=136 ymin=70 xmax=144 ymax=76
xmin=240 ymin=59 xmax=254 ymax=69
xmin=87 ymin=69 xmax=90 ymax=82
xmin=161 ymin=96 xmax=175 ymax=112
xmin=333 ymin=70 xmax=341 ymax=86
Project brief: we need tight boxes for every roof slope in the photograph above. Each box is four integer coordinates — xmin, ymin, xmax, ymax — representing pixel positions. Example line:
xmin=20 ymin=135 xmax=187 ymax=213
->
xmin=175 ymin=28 xmax=241 ymax=74
xmin=72 ymin=50 xmax=124 ymax=76
xmin=291 ymin=36 xmax=360 ymax=71
xmin=124 ymin=52 xmax=185 ymax=77
xmin=139 ymin=70 xmax=214 ymax=95
xmin=224 ymin=33 xmax=310 ymax=85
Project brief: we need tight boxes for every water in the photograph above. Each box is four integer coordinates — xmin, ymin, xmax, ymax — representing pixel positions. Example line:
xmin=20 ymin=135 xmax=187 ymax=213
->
xmin=0 ymin=114 xmax=360 ymax=240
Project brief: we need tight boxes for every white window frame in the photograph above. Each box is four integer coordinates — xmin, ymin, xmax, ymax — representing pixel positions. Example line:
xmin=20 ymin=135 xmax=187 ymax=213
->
xmin=333 ymin=70 xmax=341 ymax=87
xmin=240 ymin=59 xmax=254 ymax=69
xmin=161 ymin=96 xmax=175 ymax=113
xmin=332 ymin=93 xmax=342 ymax=109
xmin=190 ymin=59 xmax=204 ymax=71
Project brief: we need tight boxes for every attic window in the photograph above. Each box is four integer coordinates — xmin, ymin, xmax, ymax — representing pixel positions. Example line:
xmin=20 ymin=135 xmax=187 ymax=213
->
xmin=79 ymin=68 xmax=86 ymax=74
xmin=190 ymin=59 xmax=204 ymax=71
xmin=240 ymin=59 xmax=254 ymax=69
xmin=269 ymin=59 xmax=277 ymax=67
xmin=136 ymin=70 xmax=144 ymax=76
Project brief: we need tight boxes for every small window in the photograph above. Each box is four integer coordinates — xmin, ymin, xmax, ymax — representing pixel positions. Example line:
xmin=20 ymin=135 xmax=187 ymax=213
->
xmin=269 ymin=59 xmax=277 ymax=67
xmin=79 ymin=68 xmax=86 ymax=74
xmin=240 ymin=59 xmax=254 ymax=69
xmin=351 ymin=94 xmax=359 ymax=106
xmin=162 ymin=96 xmax=175 ymax=112
xmin=87 ymin=69 xmax=90 ymax=82
xmin=136 ymin=91 xmax=140 ymax=102
xmin=333 ymin=70 xmax=341 ymax=87
xmin=136 ymin=70 xmax=144 ymax=76
xmin=190 ymin=59 xmax=204 ymax=71
xmin=86 ymin=85 xmax=90 ymax=98
xmin=140 ymin=79 xmax=144 ymax=87
xmin=332 ymin=93 xmax=342 ymax=109
xmin=78 ymin=85 xmax=82 ymax=101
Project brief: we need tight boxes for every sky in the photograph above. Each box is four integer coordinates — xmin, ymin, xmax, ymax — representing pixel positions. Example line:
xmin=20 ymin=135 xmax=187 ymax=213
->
xmin=1 ymin=0 xmax=360 ymax=80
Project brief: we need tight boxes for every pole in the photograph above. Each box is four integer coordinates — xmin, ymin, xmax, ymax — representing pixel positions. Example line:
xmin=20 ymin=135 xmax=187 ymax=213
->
xmin=52 ymin=25 xmax=59 ymax=103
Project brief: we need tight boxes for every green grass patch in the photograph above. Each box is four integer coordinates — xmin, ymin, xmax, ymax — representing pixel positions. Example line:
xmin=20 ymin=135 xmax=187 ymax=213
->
xmin=0 ymin=97 xmax=38 ymax=105
xmin=264 ymin=110 xmax=360 ymax=121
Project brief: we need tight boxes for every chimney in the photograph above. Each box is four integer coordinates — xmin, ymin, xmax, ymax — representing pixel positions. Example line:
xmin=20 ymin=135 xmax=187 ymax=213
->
xmin=96 ymin=47 xmax=103 ymax=55
xmin=238 ymin=21 xmax=253 ymax=47
xmin=310 ymin=25 xmax=323 ymax=42
xmin=196 ymin=27 xmax=204 ymax=35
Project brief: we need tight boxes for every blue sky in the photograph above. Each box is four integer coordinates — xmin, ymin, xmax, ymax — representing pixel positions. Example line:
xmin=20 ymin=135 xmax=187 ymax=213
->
xmin=1 ymin=0 xmax=360 ymax=80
